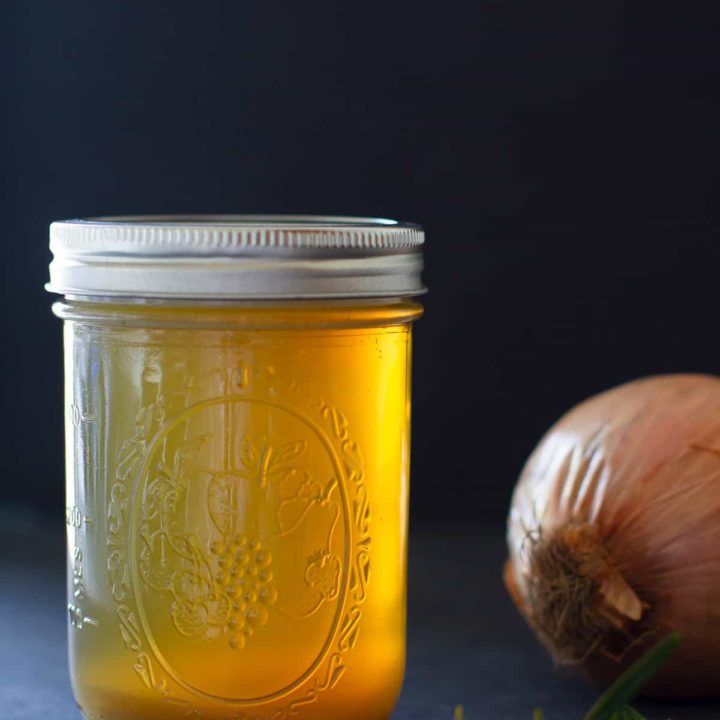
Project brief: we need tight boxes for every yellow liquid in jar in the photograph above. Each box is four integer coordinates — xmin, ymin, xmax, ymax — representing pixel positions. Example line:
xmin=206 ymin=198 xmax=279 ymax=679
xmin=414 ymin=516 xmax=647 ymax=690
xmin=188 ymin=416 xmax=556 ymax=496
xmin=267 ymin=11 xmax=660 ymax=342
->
xmin=60 ymin=300 xmax=421 ymax=720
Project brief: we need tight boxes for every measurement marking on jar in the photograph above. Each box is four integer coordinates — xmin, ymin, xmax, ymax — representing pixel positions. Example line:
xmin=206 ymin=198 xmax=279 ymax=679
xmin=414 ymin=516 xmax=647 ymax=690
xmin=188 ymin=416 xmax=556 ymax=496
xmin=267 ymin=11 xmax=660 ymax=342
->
xmin=71 ymin=403 xmax=96 ymax=426
xmin=68 ymin=547 xmax=97 ymax=630
xmin=66 ymin=505 xmax=93 ymax=528
xmin=72 ymin=547 xmax=88 ymax=600
xmin=68 ymin=604 xmax=99 ymax=630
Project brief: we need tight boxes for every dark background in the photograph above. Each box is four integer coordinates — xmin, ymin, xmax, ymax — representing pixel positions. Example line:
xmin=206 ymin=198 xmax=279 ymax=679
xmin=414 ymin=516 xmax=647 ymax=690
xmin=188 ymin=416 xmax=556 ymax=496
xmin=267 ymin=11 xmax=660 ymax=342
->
xmin=6 ymin=6 xmax=720 ymax=719
xmin=4 ymin=5 xmax=720 ymax=526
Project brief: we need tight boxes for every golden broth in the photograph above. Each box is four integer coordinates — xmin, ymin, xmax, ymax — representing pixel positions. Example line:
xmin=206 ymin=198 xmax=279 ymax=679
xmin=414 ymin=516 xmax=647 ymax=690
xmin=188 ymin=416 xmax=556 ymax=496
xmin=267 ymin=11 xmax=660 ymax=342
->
xmin=59 ymin=300 xmax=420 ymax=720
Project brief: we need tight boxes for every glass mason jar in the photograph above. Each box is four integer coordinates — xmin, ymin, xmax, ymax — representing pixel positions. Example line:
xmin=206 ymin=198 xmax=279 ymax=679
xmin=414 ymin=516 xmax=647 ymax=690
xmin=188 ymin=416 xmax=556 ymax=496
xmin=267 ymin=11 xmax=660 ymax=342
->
xmin=47 ymin=216 xmax=425 ymax=720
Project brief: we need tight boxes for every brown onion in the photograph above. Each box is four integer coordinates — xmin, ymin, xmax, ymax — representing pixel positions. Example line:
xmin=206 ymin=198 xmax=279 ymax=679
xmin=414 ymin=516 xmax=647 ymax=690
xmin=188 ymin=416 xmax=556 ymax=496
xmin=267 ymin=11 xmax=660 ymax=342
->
xmin=505 ymin=374 xmax=720 ymax=698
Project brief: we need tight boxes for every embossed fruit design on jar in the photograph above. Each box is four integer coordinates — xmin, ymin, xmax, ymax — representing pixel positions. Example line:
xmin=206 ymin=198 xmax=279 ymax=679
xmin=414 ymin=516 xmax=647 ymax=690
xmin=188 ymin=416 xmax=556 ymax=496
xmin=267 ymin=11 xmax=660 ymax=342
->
xmin=47 ymin=217 xmax=425 ymax=720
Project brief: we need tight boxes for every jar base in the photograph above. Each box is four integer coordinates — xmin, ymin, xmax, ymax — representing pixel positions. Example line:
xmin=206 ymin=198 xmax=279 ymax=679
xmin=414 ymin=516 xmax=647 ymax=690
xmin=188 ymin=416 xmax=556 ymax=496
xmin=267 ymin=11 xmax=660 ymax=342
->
xmin=74 ymin=685 xmax=400 ymax=720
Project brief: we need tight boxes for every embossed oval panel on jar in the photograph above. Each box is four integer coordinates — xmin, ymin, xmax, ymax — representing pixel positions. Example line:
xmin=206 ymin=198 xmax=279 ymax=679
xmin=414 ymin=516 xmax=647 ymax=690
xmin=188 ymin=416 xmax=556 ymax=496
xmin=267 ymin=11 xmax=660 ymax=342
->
xmin=129 ymin=396 xmax=350 ymax=703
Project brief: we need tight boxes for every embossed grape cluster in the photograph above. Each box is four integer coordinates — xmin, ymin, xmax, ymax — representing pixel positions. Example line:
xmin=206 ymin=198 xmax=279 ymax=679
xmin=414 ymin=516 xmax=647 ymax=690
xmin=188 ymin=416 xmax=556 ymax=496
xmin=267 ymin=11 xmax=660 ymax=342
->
xmin=210 ymin=535 xmax=277 ymax=650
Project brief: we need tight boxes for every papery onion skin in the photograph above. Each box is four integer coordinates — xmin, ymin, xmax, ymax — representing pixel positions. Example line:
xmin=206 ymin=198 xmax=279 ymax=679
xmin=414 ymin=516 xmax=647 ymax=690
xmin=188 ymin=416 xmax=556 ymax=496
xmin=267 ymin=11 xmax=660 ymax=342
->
xmin=506 ymin=374 xmax=720 ymax=698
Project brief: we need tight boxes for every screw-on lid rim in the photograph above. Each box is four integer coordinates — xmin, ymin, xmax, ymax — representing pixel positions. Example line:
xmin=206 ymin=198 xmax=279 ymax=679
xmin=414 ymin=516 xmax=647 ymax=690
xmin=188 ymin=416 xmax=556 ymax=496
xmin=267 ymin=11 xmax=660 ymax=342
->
xmin=47 ymin=215 xmax=426 ymax=300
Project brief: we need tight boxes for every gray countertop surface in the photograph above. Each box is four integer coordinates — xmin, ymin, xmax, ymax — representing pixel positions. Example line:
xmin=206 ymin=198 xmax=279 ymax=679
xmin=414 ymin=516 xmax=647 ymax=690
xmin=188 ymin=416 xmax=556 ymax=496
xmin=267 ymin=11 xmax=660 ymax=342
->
xmin=2 ymin=514 xmax=719 ymax=720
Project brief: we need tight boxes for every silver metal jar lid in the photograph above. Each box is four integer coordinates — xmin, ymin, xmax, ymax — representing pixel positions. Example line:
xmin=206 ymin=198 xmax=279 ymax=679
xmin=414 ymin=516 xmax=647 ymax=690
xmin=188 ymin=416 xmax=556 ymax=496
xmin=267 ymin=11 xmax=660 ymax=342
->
xmin=47 ymin=215 xmax=425 ymax=300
